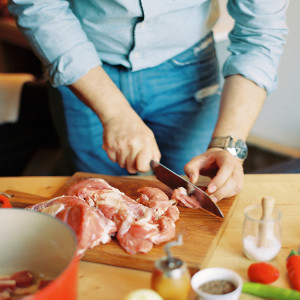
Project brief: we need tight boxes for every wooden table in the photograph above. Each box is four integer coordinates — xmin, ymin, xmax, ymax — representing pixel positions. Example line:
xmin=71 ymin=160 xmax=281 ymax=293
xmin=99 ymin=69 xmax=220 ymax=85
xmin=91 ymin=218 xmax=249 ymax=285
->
xmin=1 ymin=174 xmax=299 ymax=299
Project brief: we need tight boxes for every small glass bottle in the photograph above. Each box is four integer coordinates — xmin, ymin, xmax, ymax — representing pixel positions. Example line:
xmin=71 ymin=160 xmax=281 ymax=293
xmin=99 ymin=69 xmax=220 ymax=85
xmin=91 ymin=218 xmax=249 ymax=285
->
xmin=242 ymin=196 xmax=282 ymax=261
xmin=151 ymin=235 xmax=191 ymax=300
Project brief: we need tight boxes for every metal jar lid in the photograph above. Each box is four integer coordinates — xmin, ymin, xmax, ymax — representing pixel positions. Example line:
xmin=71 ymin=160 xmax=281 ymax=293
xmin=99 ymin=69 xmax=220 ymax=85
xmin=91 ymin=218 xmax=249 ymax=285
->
xmin=154 ymin=256 xmax=187 ymax=278
xmin=154 ymin=234 xmax=188 ymax=278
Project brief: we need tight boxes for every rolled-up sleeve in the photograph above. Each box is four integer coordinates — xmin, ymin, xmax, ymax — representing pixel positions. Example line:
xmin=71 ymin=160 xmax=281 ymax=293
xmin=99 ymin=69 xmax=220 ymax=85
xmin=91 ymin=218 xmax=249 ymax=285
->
xmin=223 ymin=0 xmax=289 ymax=94
xmin=8 ymin=0 xmax=101 ymax=86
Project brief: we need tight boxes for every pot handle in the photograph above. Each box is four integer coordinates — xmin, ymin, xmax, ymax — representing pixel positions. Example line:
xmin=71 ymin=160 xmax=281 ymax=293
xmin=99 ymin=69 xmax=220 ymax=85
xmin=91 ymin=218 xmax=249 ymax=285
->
xmin=0 ymin=193 xmax=12 ymax=208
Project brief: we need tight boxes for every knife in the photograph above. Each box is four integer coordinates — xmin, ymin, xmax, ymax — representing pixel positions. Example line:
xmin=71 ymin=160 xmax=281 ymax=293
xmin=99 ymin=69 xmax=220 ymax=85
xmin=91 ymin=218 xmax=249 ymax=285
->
xmin=150 ymin=160 xmax=224 ymax=218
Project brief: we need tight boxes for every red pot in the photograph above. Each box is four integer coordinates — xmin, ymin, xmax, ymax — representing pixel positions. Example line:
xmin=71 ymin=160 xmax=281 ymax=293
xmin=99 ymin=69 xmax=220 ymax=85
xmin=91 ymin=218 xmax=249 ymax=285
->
xmin=0 ymin=194 xmax=12 ymax=208
xmin=0 ymin=209 xmax=79 ymax=300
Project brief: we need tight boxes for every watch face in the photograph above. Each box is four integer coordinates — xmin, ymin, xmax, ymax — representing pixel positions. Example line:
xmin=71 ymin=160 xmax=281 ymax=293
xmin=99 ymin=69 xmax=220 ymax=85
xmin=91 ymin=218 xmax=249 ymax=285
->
xmin=235 ymin=140 xmax=248 ymax=160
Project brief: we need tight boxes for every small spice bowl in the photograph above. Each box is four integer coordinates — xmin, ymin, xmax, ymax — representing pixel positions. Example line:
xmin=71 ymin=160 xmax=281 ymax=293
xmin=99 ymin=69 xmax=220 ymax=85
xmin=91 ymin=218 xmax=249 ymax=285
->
xmin=191 ymin=268 xmax=243 ymax=300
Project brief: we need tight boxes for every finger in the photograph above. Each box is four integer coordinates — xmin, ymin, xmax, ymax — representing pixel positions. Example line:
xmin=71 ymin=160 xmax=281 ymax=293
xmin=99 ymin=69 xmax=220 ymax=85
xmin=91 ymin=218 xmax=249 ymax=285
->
xmin=210 ymin=177 xmax=237 ymax=202
xmin=125 ymin=150 xmax=139 ymax=174
xmin=210 ymin=171 xmax=244 ymax=201
xmin=135 ymin=147 xmax=155 ymax=173
xmin=113 ymin=140 xmax=129 ymax=168
xmin=123 ymin=141 xmax=150 ymax=173
xmin=184 ymin=157 xmax=206 ymax=184
xmin=209 ymin=164 xmax=244 ymax=201
xmin=135 ymin=142 xmax=161 ymax=174
xmin=207 ymin=162 xmax=234 ymax=194
xmin=125 ymin=161 xmax=138 ymax=174
xmin=102 ymin=135 xmax=118 ymax=162
xmin=185 ymin=153 xmax=219 ymax=183
xmin=103 ymin=146 xmax=117 ymax=163
xmin=113 ymin=137 xmax=138 ymax=170
xmin=152 ymin=147 xmax=161 ymax=163
xmin=116 ymin=147 xmax=130 ymax=169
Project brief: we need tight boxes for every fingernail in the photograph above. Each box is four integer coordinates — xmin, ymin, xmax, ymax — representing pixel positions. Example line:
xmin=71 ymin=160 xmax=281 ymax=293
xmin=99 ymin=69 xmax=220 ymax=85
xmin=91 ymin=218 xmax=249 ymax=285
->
xmin=208 ymin=185 xmax=217 ymax=193
xmin=190 ymin=175 xmax=196 ymax=183
xmin=211 ymin=196 xmax=218 ymax=203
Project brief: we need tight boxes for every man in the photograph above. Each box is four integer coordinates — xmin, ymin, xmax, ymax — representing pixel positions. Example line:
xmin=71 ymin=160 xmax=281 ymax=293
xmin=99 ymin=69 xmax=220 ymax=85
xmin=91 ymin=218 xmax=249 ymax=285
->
xmin=8 ymin=0 xmax=288 ymax=202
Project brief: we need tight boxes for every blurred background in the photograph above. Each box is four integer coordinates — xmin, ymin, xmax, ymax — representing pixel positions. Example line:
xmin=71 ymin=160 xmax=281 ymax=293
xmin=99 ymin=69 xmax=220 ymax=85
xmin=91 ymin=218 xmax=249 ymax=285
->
xmin=0 ymin=0 xmax=299 ymax=176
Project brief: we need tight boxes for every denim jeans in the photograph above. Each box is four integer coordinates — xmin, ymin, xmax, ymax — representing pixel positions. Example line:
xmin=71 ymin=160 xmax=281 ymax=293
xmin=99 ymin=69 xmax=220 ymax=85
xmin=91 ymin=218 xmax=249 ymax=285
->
xmin=57 ymin=33 xmax=221 ymax=175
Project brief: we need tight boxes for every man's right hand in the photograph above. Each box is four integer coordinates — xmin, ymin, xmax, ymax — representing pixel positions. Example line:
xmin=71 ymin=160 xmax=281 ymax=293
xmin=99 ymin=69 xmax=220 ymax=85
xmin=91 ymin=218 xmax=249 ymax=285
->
xmin=69 ymin=65 xmax=161 ymax=174
xmin=102 ymin=109 xmax=160 ymax=174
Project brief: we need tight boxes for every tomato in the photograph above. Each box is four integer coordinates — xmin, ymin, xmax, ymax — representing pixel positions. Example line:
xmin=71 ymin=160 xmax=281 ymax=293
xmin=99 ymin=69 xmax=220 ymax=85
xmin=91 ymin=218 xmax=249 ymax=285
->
xmin=248 ymin=262 xmax=280 ymax=284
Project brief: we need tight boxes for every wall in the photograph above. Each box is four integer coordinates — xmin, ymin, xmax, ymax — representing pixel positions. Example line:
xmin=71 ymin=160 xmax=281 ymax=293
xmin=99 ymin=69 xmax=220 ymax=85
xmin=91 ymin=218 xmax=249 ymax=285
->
xmin=213 ymin=0 xmax=300 ymax=156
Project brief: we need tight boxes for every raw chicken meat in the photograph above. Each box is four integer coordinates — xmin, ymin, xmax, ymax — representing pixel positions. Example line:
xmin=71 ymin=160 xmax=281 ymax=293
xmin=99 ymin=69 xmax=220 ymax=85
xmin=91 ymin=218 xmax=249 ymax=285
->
xmin=171 ymin=187 xmax=202 ymax=209
xmin=28 ymin=196 xmax=117 ymax=257
xmin=66 ymin=179 xmax=178 ymax=254
xmin=136 ymin=187 xmax=178 ymax=220
xmin=65 ymin=178 xmax=114 ymax=207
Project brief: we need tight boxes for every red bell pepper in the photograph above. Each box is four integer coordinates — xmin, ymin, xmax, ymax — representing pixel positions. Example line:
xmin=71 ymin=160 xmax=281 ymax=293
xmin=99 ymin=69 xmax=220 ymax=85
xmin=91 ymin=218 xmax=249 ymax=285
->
xmin=287 ymin=250 xmax=300 ymax=291
xmin=0 ymin=194 xmax=12 ymax=208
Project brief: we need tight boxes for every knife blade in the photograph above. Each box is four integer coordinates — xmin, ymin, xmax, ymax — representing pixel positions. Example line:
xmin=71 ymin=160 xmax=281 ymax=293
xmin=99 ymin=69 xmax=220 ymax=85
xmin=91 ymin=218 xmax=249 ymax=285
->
xmin=150 ymin=160 xmax=224 ymax=218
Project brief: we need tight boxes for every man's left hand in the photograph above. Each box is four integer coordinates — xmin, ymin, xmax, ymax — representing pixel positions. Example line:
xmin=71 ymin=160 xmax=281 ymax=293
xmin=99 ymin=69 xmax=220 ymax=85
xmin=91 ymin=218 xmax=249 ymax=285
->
xmin=184 ymin=148 xmax=244 ymax=202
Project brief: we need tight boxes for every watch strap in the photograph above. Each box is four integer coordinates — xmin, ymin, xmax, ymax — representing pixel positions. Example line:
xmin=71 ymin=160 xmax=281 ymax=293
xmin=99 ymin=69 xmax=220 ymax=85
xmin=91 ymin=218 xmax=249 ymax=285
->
xmin=208 ymin=136 xmax=248 ymax=160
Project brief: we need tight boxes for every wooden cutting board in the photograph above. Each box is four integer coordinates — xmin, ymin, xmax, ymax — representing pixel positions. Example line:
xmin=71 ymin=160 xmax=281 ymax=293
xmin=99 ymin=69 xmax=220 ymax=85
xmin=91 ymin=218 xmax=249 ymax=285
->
xmin=6 ymin=172 xmax=238 ymax=273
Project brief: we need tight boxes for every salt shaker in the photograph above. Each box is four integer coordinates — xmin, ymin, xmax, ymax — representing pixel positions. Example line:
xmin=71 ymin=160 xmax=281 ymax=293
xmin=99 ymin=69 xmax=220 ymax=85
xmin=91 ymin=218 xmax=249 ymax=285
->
xmin=242 ymin=196 xmax=282 ymax=261
xmin=151 ymin=235 xmax=191 ymax=300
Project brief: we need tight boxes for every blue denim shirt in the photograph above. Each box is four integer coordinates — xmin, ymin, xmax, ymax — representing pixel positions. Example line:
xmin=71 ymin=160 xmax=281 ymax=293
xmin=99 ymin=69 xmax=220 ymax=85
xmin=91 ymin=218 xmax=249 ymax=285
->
xmin=8 ymin=0 xmax=288 ymax=94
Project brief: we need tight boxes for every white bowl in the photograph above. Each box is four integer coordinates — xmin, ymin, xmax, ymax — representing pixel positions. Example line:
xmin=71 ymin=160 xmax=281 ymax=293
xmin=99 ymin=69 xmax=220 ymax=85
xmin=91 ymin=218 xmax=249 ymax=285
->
xmin=191 ymin=268 xmax=243 ymax=300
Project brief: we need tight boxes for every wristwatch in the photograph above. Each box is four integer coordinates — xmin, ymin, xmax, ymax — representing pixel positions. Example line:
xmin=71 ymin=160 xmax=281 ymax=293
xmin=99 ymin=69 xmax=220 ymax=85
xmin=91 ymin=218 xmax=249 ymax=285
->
xmin=208 ymin=136 xmax=248 ymax=160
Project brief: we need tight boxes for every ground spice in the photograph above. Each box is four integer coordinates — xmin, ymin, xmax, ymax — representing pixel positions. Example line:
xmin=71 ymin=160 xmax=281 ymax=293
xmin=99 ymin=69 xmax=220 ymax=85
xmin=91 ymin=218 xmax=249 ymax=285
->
xmin=198 ymin=279 xmax=237 ymax=295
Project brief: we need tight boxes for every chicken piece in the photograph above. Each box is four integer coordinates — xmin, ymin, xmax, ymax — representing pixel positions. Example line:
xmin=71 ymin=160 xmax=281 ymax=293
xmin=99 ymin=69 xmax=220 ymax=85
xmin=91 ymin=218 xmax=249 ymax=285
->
xmin=66 ymin=178 xmax=180 ymax=254
xmin=137 ymin=187 xmax=177 ymax=219
xmin=28 ymin=196 xmax=117 ymax=257
xmin=171 ymin=187 xmax=202 ymax=209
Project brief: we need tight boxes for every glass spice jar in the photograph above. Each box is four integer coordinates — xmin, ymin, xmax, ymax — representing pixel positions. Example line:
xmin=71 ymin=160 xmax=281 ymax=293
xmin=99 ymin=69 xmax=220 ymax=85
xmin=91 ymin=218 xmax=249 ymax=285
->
xmin=151 ymin=235 xmax=191 ymax=300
